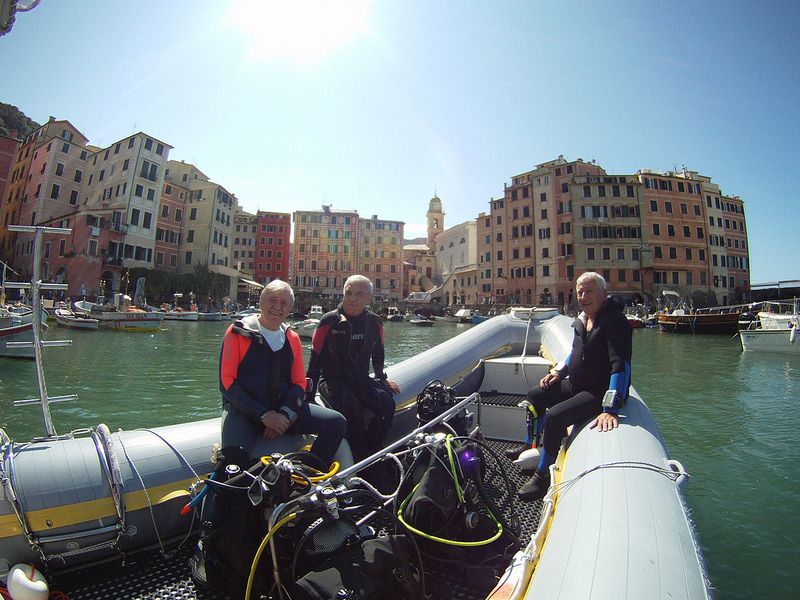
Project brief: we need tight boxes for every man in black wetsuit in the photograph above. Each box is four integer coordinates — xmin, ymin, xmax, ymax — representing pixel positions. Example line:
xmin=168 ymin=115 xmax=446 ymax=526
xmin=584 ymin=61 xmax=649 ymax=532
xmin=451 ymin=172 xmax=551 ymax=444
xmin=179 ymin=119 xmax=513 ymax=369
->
xmin=517 ymin=271 xmax=632 ymax=501
xmin=306 ymin=275 xmax=401 ymax=461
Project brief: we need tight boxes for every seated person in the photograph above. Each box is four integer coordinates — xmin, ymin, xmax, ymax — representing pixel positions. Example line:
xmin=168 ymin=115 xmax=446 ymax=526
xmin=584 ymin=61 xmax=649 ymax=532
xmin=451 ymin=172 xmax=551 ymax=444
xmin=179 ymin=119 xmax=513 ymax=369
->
xmin=306 ymin=275 xmax=401 ymax=461
xmin=518 ymin=271 xmax=632 ymax=501
xmin=219 ymin=280 xmax=346 ymax=467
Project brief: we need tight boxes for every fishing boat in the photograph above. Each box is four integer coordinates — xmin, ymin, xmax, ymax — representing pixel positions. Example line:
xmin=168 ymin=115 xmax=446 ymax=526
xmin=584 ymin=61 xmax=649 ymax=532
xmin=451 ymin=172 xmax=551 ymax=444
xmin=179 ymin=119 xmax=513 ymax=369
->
xmin=0 ymin=227 xmax=710 ymax=600
xmin=75 ymin=298 xmax=163 ymax=332
xmin=53 ymin=306 xmax=99 ymax=330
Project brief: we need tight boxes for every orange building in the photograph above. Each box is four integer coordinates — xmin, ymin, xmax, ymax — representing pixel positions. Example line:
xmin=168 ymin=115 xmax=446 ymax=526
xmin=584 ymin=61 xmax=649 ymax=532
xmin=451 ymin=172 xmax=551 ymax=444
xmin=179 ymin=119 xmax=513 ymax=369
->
xmin=154 ymin=178 xmax=188 ymax=272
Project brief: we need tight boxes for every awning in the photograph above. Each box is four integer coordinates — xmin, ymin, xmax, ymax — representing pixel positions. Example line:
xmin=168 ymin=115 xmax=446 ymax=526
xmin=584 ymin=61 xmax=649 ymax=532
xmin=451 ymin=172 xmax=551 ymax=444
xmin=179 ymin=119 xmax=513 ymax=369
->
xmin=238 ymin=277 xmax=264 ymax=289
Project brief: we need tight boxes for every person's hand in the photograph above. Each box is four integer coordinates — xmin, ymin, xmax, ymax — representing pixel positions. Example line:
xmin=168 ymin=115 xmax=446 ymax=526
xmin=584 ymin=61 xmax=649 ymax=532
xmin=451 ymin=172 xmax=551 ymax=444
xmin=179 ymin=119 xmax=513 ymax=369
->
xmin=261 ymin=411 xmax=289 ymax=439
xmin=590 ymin=412 xmax=618 ymax=432
xmin=539 ymin=372 xmax=561 ymax=389
xmin=386 ymin=380 xmax=401 ymax=395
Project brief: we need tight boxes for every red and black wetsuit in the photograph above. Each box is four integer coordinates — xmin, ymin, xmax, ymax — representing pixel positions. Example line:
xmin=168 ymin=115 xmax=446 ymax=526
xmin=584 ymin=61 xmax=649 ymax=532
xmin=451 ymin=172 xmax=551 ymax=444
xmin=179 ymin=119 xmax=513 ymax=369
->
xmin=307 ymin=307 xmax=395 ymax=460
xmin=219 ymin=315 xmax=345 ymax=464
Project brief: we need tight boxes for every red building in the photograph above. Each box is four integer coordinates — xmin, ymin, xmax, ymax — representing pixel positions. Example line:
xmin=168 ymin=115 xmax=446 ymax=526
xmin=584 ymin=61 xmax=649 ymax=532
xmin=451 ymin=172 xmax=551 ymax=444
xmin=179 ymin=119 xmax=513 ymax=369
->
xmin=255 ymin=211 xmax=290 ymax=283
xmin=154 ymin=179 xmax=188 ymax=272
xmin=0 ymin=134 xmax=21 ymax=228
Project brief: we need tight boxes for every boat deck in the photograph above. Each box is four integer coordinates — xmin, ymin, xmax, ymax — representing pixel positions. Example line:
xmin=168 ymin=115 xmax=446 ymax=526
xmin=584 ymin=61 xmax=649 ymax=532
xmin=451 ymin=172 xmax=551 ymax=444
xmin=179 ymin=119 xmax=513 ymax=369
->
xmin=47 ymin=440 xmax=541 ymax=600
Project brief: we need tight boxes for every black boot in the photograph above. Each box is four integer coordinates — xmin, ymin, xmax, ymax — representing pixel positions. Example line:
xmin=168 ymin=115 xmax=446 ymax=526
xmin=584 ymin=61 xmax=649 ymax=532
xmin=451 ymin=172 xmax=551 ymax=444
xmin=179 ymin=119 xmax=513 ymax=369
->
xmin=517 ymin=469 xmax=551 ymax=502
xmin=503 ymin=443 xmax=530 ymax=460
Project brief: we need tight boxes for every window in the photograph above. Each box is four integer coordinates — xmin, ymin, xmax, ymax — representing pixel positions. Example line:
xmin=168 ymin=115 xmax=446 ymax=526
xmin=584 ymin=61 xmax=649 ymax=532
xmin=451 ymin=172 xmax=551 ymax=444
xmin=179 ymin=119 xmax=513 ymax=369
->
xmin=190 ymin=208 xmax=197 ymax=220
xmin=185 ymin=251 xmax=192 ymax=264
xmin=665 ymin=201 xmax=673 ymax=213
xmin=617 ymin=248 xmax=625 ymax=260
xmin=680 ymin=203 xmax=688 ymax=214
xmin=147 ymin=188 xmax=155 ymax=201
xmin=683 ymin=226 xmax=690 ymax=237
xmin=130 ymin=208 xmax=140 ymax=226
xmin=161 ymin=205 xmax=169 ymax=218
xmin=654 ymin=246 xmax=663 ymax=259
xmin=175 ymin=208 xmax=182 ymax=222
xmin=583 ymin=185 xmax=591 ymax=198
xmin=50 ymin=184 xmax=60 ymax=199
xmin=587 ymin=247 xmax=595 ymax=260
xmin=669 ymin=247 xmax=677 ymax=259
xmin=74 ymin=169 xmax=82 ymax=182
xmin=69 ymin=190 xmax=78 ymax=204
xmin=134 ymin=184 xmax=144 ymax=197
xmin=56 ymin=163 xmax=64 ymax=176
xmin=143 ymin=212 xmax=152 ymax=229
xmin=685 ymin=248 xmax=693 ymax=260
xmin=667 ymin=224 xmax=675 ymax=237
xmin=602 ymin=247 xmax=610 ymax=260
xmin=652 ymin=223 xmax=660 ymax=235
xmin=542 ymin=265 xmax=550 ymax=276
xmin=618 ymin=269 xmax=626 ymax=282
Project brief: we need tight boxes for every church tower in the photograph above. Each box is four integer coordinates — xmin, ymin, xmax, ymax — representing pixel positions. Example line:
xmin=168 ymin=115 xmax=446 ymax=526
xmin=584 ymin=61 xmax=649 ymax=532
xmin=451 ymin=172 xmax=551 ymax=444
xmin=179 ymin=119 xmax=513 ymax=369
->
xmin=426 ymin=194 xmax=444 ymax=251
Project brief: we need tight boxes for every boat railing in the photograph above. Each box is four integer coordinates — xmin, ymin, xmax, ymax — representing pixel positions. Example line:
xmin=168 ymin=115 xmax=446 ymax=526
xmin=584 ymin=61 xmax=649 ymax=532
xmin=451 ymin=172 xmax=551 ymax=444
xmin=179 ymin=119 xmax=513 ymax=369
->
xmin=5 ymin=225 xmax=77 ymax=440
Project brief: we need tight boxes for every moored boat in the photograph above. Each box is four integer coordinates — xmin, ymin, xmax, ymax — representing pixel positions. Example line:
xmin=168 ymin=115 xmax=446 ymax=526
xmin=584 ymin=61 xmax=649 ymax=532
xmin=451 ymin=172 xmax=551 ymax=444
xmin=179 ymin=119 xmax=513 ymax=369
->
xmin=0 ymin=315 xmax=36 ymax=359
xmin=740 ymin=300 xmax=799 ymax=355
xmin=409 ymin=317 xmax=434 ymax=326
xmin=197 ymin=311 xmax=223 ymax=321
xmin=75 ymin=299 xmax=164 ymax=332
xmin=53 ymin=306 xmax=99 ymax=330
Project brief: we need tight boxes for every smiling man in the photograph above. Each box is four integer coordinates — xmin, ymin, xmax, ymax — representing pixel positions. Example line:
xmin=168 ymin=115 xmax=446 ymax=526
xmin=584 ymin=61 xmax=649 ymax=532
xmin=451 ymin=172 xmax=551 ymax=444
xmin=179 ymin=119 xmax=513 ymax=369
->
xmin=307 ymin=275 xmax=400 ymax=461
xmin=517 ymin=271 xmax=633 ymax=501
xmin=219 ymin=279 xmax=345 ymax=466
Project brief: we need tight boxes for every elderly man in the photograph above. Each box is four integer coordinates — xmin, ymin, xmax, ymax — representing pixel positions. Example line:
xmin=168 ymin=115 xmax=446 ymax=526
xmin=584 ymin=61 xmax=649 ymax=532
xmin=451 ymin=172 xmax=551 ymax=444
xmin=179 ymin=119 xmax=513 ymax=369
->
xmin=306 ymin=275 xmax=401 ymax=461
xmin=219 ymin=280 xmax=346 ymax=466
xmin=517 ymin=271 xmax=632 ymax=501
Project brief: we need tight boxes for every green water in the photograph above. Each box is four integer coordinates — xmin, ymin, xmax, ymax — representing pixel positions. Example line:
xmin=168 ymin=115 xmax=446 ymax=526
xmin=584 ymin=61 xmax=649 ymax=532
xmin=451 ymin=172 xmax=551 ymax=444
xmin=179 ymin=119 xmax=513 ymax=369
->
xmin=1 ymin=322 xmax=797 ymax=599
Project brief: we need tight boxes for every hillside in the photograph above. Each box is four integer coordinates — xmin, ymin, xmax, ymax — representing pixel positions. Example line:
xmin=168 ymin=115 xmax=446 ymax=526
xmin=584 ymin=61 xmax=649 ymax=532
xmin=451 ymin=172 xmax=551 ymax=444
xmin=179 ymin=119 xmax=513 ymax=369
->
xmin=0 ymin=102 xmax=39 ymax=138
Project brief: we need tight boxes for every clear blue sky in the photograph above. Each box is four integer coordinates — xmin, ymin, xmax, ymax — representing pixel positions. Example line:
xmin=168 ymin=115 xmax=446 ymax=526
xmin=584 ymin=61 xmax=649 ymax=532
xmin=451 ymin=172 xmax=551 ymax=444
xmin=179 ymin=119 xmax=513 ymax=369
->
xmin=2 ymin=0 xmax=798 ymax=283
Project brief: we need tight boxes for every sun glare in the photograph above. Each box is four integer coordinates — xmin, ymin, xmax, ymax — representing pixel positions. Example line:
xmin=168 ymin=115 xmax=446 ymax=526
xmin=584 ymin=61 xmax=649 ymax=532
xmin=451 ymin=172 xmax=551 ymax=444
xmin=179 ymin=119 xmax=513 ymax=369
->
xmin=227 ymin=0 xmax=370 ymax=63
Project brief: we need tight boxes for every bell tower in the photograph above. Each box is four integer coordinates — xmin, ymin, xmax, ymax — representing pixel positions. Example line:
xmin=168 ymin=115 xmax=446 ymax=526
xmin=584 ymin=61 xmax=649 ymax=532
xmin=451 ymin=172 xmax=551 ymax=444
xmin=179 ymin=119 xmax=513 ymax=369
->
xmin=426 ymin=194 xmax=444 ymax=250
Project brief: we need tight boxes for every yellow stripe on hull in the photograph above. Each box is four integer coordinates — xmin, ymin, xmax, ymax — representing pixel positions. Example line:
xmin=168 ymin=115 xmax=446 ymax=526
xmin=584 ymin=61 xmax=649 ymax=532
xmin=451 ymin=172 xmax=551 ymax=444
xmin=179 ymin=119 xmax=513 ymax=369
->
xmin=0 ymin=475 xmax=201 ymax=539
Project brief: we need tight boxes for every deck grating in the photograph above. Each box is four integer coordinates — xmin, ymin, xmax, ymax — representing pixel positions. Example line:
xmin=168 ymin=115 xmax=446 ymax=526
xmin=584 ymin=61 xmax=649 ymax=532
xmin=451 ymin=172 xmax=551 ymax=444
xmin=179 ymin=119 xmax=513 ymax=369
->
xmin=49 ymin=440 xmax=541 ymax=600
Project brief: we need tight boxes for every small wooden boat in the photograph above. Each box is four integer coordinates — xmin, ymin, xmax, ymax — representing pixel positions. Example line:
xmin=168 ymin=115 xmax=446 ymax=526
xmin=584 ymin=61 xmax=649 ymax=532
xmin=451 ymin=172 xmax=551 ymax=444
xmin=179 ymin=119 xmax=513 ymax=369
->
xmin=409 ymin=317 xmax=434 ymax=327
xmin=54 ymin=307 xmax=99 ymax=330
xmin=75 ymin=299 xmax=163 ymax=332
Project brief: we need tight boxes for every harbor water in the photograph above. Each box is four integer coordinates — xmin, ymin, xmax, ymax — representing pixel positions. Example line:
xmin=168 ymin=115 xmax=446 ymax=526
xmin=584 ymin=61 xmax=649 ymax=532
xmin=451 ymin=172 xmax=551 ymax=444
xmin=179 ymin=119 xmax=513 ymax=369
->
xmin=1 ymin=320 xmax=797 ymax=599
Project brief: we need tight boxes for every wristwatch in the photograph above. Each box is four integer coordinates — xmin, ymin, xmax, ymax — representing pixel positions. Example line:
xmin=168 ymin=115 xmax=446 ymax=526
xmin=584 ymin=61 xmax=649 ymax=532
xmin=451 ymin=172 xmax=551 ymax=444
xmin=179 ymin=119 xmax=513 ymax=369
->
xmin=601 ymin=389 xmax=618 ymax=409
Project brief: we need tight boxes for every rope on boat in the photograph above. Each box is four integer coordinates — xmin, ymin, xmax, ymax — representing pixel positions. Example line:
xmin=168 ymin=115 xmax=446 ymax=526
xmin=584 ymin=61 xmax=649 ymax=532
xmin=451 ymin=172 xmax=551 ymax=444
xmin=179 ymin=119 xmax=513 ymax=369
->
xmin=550 ymin=460 xmax=686 ymax=497
xmin=115 ymin=427 xmax=203 ymax=559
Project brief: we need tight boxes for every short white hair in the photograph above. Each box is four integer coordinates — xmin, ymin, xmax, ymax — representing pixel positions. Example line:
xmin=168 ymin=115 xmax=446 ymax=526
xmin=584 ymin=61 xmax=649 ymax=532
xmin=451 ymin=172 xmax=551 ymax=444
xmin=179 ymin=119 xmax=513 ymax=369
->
xmin=576 ymin=271 xmax=607 ymax=291
xmin=344 ymin=274 xmax=373 ymax=296
xmin=260 ymin=279 xmax=294 ymax=304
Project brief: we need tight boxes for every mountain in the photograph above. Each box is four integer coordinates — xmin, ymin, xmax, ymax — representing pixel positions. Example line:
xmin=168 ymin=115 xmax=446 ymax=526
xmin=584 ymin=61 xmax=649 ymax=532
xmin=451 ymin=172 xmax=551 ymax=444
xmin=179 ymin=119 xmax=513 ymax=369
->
xmin=0 ymin=102 xmax=40 ymax=138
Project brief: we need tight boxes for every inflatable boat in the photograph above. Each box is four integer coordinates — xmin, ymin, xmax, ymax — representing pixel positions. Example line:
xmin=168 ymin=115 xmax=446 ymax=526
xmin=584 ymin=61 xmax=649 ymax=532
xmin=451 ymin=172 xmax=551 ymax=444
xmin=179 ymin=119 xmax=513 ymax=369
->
xmin=0 ymin=227 xmax=710 ymax=599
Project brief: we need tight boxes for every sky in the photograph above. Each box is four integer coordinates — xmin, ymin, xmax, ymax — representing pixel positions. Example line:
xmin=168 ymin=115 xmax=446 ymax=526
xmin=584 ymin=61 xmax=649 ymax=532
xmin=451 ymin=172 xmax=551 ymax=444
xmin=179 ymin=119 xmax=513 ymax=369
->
xmin=2 ymin=0 xmax=798 ymax=283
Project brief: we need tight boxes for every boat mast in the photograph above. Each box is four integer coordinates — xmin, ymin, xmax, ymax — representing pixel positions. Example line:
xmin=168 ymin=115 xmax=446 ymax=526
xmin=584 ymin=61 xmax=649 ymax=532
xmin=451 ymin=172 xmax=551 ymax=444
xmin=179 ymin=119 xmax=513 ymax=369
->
xmin=6 ymin=225 xmax=76 ymax=439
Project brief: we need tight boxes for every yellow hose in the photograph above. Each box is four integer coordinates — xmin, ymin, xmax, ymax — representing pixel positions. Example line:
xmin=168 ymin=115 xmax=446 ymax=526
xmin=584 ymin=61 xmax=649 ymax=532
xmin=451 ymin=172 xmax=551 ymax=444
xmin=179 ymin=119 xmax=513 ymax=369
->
xmin=244 ymin=511 xmax=298 ymax=600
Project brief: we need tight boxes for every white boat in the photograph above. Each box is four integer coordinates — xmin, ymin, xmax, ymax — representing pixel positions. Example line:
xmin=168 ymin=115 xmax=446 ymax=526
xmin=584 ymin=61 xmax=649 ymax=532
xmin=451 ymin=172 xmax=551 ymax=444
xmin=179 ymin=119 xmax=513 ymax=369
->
xmin=53 ymin=307 xmax=99 ymax=330
xmin=0 ymin=228 xmax=709 ymax=599
xmin=740 ymin=326 xmax=800 ymax=355
xmin=409 ymin=317 xmax=434 ymax=327
xmin=163 ymin=310 xmax=200 ymax=321
xmin=197 ymin=311 xmax=223 ymax=321
xmin=230 ymin=305 xmax=259 ymax=319
xmin=0 ymin=308 xmax=36 ymax=359
xmin=290 ymin=318 xmax=319 ymax=339
xmin=307 ymin=304 xmax=324 ymax=320
xmin=74 ymin=299 xmax=163 ymax=332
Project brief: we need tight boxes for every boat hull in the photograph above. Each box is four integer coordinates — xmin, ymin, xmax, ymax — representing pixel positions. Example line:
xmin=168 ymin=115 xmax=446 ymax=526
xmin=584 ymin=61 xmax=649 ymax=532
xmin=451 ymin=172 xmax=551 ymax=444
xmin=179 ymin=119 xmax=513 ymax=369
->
xmin=54 ymin=309 xmax=99 ymax=330
xmin=197 ymin=312 xmax=223 ymax=321
xmin=740 ymin=328 xmax=800 ymax=354
xmin=0 ymin=322 xmax=35 ymax=359
xmin=163 ymin=312 xmax=200 ymax=321
xmin=658 ymin=312 xmax=740 ymax=334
